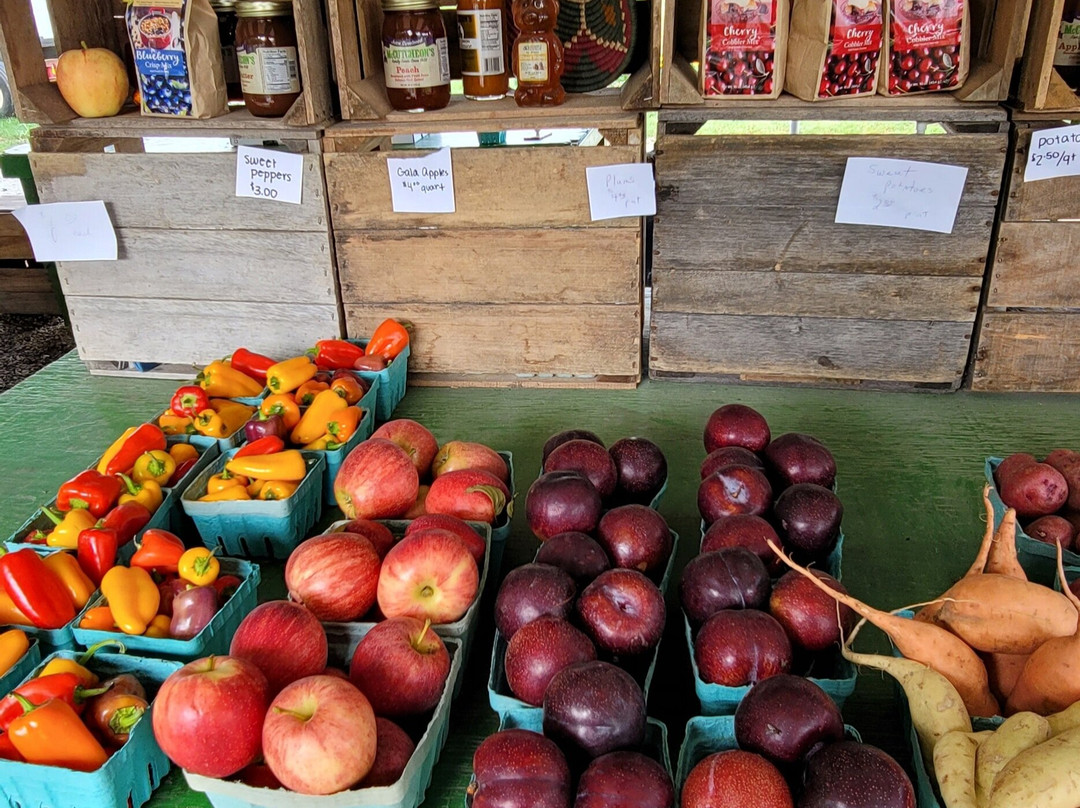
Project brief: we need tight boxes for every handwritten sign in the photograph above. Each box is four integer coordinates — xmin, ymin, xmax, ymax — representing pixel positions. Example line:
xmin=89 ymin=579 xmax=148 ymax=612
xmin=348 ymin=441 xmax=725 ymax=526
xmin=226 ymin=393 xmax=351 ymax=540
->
xmin=235 ymin=145 xmax=304 ymax=205
xmin=387 ymin=148 xmax=456 ymax=213
xmin=1024 ymin=124 xmax=1080 ymax=182
xmin=834 ymin=157 xmax=968 ymax=234
xmin=13 ymin=201 xmax=117 ymax=261
xmin=586 ymin=163 xmax=657 ymax=221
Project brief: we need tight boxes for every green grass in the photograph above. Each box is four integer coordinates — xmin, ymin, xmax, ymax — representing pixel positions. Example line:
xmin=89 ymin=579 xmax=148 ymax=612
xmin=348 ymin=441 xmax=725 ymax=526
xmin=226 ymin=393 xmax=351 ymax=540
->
xmin=0 ymin=118 xmax=34 ymax=153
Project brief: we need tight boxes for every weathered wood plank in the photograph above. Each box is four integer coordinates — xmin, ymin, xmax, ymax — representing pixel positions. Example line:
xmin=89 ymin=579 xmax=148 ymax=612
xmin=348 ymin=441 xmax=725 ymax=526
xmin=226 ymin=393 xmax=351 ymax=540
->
xmin=649 ymin=313 xmax=972 ymax=384
xmin=0 ymin=268 xmax=59 ymax=314
xmin=988 ymin=222 xmax=1080 ymax=308
xmin=1016 ymin=0 xmax=1080 ymax=112
xmin=655 ymin=135 xmax=1008 ymax=207
xmin=30 ymin=153 xmax=329 ymax=231
xmin=31 ymin=110 xmax=326 ymax=142
xmin=0 ymin=212 xmax=33 ymax=260
xmin=0 ymin=0 xmax=75 ymax=124
xmin=288 ymin=0 xmax=335 ymax=127
xmin=56 ymin=230 xmax=336 ymax=304
xmin=652 ymin=270 xmax=982 ymax=321
xmin=336 ymin=229 xmax=640 ymax=305
xmin=325 ymin=147 xmax=641 ymax=229
xmin=1004 ymin=128 xmax=1080 ymax=221
xmin=66 ymin=298 xmax=342 ymax=366
xmin=408 ymin=372 xmax=639 ymax=388
xmin=972 ymin=312 xmax=1080 ymax=391
xmin=345 ymin=303 xmax=641 ymax=377
xmin=652 ymin=205 xmax=994 ymax=277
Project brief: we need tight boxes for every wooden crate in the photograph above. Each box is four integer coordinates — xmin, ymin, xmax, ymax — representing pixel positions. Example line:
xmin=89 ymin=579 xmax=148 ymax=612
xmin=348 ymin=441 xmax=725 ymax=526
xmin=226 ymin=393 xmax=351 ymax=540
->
xmin=0 ymin=0 xmax=333 ymax=127
xmin=660 ymin=0 xmax=1031 ymax=104
xmin=971 ymin=120 xmax=1080 ymax=391
xmin=27 ymin=121 xmax=341 ymax=378
xmin=1016 ymin=0 xmax=1080 ymax=112
xmin=649 ymin=97 xmax=1008 ymax=391
xmin=326 ymin=0 xmax=659 ymax=119
xmin=323 ymin=102 xmax=644 ymax=387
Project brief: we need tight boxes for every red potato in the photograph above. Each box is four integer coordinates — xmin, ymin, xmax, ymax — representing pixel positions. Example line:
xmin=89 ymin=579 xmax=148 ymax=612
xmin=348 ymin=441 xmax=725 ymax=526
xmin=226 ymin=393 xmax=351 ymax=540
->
xmin=998 ymin=462 xmax=1069 ymax=519
xmin=1025 ymin=515 xmax=1075 ymax=549
xmin=1043 ymin=449 xmax=1080 ymax=511
xmin=994 ymin=453 xmax=1037 ymax=489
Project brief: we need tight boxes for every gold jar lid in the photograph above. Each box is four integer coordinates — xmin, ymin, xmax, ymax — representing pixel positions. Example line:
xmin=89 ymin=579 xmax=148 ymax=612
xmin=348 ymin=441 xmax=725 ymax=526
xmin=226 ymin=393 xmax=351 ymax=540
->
xmin=382 ymin=0 xmax=440 ymax=11
xmin=210 ymin=0 xmax=237 ymax=10
xmin=235 ymin=1 xmax=294 ymax=17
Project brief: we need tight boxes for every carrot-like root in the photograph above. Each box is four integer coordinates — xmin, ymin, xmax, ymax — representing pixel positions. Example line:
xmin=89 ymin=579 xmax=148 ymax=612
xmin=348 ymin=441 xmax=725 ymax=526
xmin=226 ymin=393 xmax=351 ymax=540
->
xmin=767 ymin=539 xmax=1000 ymax=717
xmin=985 ymin=507 xmax=1026 ymax=581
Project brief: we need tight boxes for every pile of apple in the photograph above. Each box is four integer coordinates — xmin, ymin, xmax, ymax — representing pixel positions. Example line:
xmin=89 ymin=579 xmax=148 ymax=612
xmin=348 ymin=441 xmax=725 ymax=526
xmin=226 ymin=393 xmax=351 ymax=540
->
xmin=153 ymin=600 xmax=455 ymax=796
xmin=688 ymin=404 xmax=853 ymax=688
xmin=469 ymin=663 xmax=674 ymax=807
xmin=332 ymin=418 xmax=511 ymax=525
xmin=285 ymin=515 xmax=485 ymax=625
xmin=994 ymin=449 xmax=1080 ymax=551
xmin=683 ymin=676 xmax=915 ymax=808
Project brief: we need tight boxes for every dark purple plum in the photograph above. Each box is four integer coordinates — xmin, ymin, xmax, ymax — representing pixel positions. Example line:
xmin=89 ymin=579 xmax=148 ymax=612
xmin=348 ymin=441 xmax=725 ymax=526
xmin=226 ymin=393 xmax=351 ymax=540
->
xmin=703 ymin=404 xmax=771 ymax=453
xmin=701 ymin=515 xmax=783 ymax=575
xmin=495 ymin=563 xmax=576 ymax=639
xmin=608 ymin=437 xmax=668 ymax=505
xmin=504 ymin=616 xmax=596 ymax=707
xmin=534 ymin=532 xmax=611 ymax=585
xmin=542 ymin=429 xmax=605 ymax=465
xmin=679 ymin=548 xmax=770 ymax=626
xmin=545 ymin=440 xmax=618 ymax=500
xmin=526 ymin=471 xmax=603 ymax=541
xmin=701 ymin=446 xmax=764 ymax=479
xmin=764 ymin=433 xmax=837 ymax=489
xmin=733 ymin=674 xmax=844 ymax=766
xmin=694 ymin=610 xmax=791 ymax=687
xmin=698 ymin=465 xmax=773 ymax=525
xmin=575 ymin=751 xmax=674 ymax=808
xmin=470 ymin=729 xmax=571 ymax=808
xmin=578 ymin=569 xmax=665 ymax=656
xmin=800 ymin=741 xmax=915 ymax=808
xmin=773 ymin=483 xmax=843 ymax=559
xmin=596 ymin=505 xmax=672 ymax=576
xmin=543 ymin=661 xmax=646 ymax=760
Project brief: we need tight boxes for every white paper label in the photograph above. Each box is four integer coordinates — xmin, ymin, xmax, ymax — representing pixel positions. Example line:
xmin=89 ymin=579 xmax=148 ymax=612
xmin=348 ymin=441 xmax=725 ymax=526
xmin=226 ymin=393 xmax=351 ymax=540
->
xmin=235 ymin=145 xmax=304 ymax=205
xmin=13 ymin=201 xmax=117 ymax=261
xmin=586 ymin=163 xmax=657 ymax=221
xmin=387 ymin=148 xmax=456 ymax=213
xmin=1024 ymin=124 xmax=1080 ymax=182
xmin=834 ymin=157 xmax=967 ymax=234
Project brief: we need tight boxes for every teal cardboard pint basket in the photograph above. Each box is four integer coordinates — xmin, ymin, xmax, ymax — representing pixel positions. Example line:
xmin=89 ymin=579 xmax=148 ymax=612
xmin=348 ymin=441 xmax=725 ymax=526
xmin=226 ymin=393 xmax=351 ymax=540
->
xmin=0 ymin=637 xmax=41 ymax=695
xmin=352 ymin=338 xmax=410 ymax=423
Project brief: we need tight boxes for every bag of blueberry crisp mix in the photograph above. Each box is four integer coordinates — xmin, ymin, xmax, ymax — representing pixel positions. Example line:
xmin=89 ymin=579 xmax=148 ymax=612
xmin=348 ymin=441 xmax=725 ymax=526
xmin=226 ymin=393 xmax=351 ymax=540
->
xmin=879 ymin=0 xmax=969 ymax=95
xmin=699 ymin=0 xmax=789 ymax=98
xmin=126 ymin=0 xmax=228 ymax=117
xmin=785 ymin=0 xmax=883 ymax=101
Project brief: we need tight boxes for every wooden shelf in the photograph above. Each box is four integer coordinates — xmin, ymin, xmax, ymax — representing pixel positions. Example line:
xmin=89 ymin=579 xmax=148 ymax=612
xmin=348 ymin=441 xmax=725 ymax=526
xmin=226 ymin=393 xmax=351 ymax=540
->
xmin=31 ymin=108 xmax=330 ymax=143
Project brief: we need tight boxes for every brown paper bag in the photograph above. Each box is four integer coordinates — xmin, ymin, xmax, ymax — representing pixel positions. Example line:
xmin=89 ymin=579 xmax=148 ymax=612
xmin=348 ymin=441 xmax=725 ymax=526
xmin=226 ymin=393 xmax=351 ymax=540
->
xmin=127 ymin=0 xmax=228 ymax=118
xmin=786 ymin=0 xmax=884 ymax=101
xmin=878 ymin=0 xmax=970 ymax=95
xmin=699 ymin=0 xmax=790 ymax=98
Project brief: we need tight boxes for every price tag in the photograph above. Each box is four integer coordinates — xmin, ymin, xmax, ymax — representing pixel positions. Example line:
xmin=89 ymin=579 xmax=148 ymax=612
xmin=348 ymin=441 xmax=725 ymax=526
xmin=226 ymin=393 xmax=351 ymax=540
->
xmin=1024 ymin=124 xmax=1080 ymax=182
xmin=235 ymin=145 xmax=304 ymax=205
xmin=387 ymin=148 xmax=456 ymax=213
xmin=13 ymin=201 xmax=117 ymax=261
xmin=834 ymin=157 xmax=968 ymax=234
xmin=586 ymin=163 xmax=657 ymax=221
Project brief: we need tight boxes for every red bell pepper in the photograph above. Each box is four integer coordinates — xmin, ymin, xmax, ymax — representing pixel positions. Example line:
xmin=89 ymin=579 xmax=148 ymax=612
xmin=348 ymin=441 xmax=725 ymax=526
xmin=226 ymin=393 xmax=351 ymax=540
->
xmin=100 ymin=424 xmax=167 ymax=477
xmin=130 ymin=530 xmax=185 ymax=574
xmin=231 ymin=348 xmax=276 ymax=383
xmin=55 ymin=470 xmax=123 ymax=518
xmin=0 ymin=673 xmax=109 ymax=731
xmin=0 ymin=548 xmax=76 ymax=629
xmin=77 ymin=528 xmax=118 ymax=587
xmin=170 ymin=386 xmax=211 ymax=419
xmin=167 ymin=457 xmax=198 ymax=487
xmin=365 ymin=319 xmax=411 ymax=361
xmin=311 ymin=340 xmax=366 ymax=371
xmin=233 ymin=436 xmax=285 ymax=459
xmin=98 ymin=502 xmax=152 ymax=546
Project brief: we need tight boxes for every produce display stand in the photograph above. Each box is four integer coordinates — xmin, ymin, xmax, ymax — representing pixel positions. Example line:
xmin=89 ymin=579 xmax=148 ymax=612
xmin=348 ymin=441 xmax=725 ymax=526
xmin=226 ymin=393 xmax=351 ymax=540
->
xmin=971 ymin=111 xmax=1080 ymax=391
xmin=0 ymin=148 xmax=59 ymax=316
xmin=649 ymin=96 xmax=1008 ymax=390
xmin=1016 ymin=0 xmax=1080 ymax=113
xmin=3 ymin=354 xmax=1079 ymax=806
xmin=323 ymin=96 xmax=646 ymax=388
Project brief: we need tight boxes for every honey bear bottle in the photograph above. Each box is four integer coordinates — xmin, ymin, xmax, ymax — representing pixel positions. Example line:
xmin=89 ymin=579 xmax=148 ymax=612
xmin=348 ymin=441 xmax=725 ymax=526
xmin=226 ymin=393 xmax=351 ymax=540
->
xmin=511 ymin=0 xmax=565 ymax=106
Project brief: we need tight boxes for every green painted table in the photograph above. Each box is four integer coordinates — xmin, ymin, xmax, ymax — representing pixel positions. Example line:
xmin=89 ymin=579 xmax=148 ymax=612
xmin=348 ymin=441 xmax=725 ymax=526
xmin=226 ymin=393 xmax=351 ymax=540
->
xmin=1 ymin=353 xmax=1076 ymax=807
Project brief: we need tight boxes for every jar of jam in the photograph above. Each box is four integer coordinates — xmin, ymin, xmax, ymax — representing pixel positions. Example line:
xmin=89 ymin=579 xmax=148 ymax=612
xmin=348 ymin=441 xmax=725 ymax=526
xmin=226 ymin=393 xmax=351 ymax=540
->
xmin=210 ymin=0 xmax=243 ymax=101
xmin=381 ymin=0 xmax=452 ymax=112
xmin=235 ymin=1 xmax=303 ymax=117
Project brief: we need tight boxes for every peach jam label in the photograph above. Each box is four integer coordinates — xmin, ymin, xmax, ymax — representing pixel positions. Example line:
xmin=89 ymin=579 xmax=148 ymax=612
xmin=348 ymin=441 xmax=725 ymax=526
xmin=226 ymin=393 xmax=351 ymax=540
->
xmin=831 ymin=0 xmax=882 ymax=56
xmin=383 ymin=35 xmax=451 ymax=89
xmin=890 ymin=0 xmax=963 ymax=51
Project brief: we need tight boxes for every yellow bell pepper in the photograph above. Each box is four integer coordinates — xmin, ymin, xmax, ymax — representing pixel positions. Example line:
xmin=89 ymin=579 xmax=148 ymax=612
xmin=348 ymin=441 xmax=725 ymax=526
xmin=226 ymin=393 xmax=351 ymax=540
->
xmin=258 ymin=481 xmax=298 ymax=501
xmin=39 ymin=639 xmax=122 ymax=685
xmin=0 ymin=591 xmax=31 ymax=627
xmin=132 ymin=450 xmax=176 ymax=486
xmin=247 ymin=479 xmax=266 ymax=498
xmin=42 ymin=507 xmax=98 ymax=550
xmin=118 ymin=475 xmax=163 ymax=514
xmin=197 ymin=360 xmax=264 ymax=399
xmin=0 ymin=630 xmax=28 ymax=678
xmin=291 ymin=389 xmax=348 ymax=446
xmin=42 ymin=552 xmax=96 ymax=610
xmin=178 ymin=548 xmax=220 ymax=586
xmin=158 ymin=411 xmax=196 ymax=436
xmin=206 ymin=469 xmax=248 ymax=494
xmin=226 ymin=450 xmax=307 ymax=482
xmin=168 ymin=443 xmax=199 ymax=464
xmin=260 ymin=394 xmax=301 ymax=430
xmin=96 ymin=427 xmax=138 ymax=474
xmin=199 ymin=487 xmax=252 ymax=502
xmin=143 ymin=614 xmax=172 ymax=639
xmin=194 ymin=409 xmax=229 ymax=439
xmin=265 ymin=356 xmax=317 ymax=395
xmin=101 ymin=566 xmax=160 ymax=635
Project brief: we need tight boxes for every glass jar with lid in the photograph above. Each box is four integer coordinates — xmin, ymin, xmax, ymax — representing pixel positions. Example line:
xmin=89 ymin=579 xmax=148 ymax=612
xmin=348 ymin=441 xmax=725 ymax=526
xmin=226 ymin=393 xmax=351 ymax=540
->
xmin=381 ymin=0 xmax=452 ymax=112
xmin=210 ymin=0 xmax=243 ymax=101
xmin=235 ymin=0 xmax=303 ymax=117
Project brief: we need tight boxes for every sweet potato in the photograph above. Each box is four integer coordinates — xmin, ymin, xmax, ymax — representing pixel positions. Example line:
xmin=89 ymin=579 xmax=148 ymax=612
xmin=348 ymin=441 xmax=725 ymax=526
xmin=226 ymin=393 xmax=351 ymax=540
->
xmin=983 ymin=508 xmax=1026 ymax=581
xmin=975 ymin=712 xmax=1051 ymax=807
xmin=985 ymin=652 xmax=1030 ymax=705
xmin=987 ymin=726 xmax=1080 ymax=808
xmin=1046 ymin=701 xmax=1080 ymax=736
xmin=999 ymin=463 xmax=1069 ymax=519
xmin=935 ymin=730 xmax=982 ymax=808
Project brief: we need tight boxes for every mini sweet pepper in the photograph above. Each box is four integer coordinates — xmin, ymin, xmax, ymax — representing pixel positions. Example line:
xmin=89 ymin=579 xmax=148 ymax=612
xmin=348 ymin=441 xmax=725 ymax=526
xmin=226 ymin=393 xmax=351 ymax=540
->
xmin=291 ymin=389 xmax=348 ymax=445
xmin=158 ymin=410 xmax=196 ymax=436
xmin=178 ymin=548 xmax=220 ymax=587
xmin=230 ymin=348 xmax=276 ymax=383
xmin=260 ymin=394 xmax=301 ymax=430
xmin=0 ymin=630 xmax=28 ymax=679
xmin=41 ymin=506 xmax=97 ymax=550
xmin=8 ymin=694 xmax=109 ymax=772
xmin=55 ymin=470 xmax=122 ymax=518
xmin=41 ymin=552 xmax=95 ymax=610
xmin=132 ymin=450 xmax=176 ymax=487
xmin=365 ymin=319 xmax=411 ymax=361
xmin=97 ymin=424 xmax=167 ymax=477
xmin=197 ymin=360 xmax=264 ymax=399
xmin=0 ymin=548 xmax=76 ymax=629
xmin=266 ymin=356 xmax=318 ymax=394
xmin=226 ymin=449 xmax=307 ymax=482
xmin=100 ymin=566 xmax=160 ymax=635
xmin=170 ymin=385 xmax=211 ymax=418
xmin=129 ymin=530 xmax=185 ymax=575
xmin=118 ymin=475 xmax=163 ymax=514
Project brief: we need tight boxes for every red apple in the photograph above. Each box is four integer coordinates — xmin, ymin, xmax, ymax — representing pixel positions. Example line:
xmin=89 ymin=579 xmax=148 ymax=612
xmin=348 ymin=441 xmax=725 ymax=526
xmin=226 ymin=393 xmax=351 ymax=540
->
xmin=577 ymin=569 xmax=665 ymax=656
xmin=377 ymin=531 xmax=479 ymax=624
xmin=370 ymin=419 xmax=439 ymax=478
xmin=349 ymin=617 xmax=451 ymax=716
xmin=698 ymin=465 xmax=773 ymax=525
xmin=152 ymin=655 xmax=269 ymax=778
xmin=704 ymin=404 xmax=771 ymax=454
xmin=431 ymin=440 xmax=510 ymax=484
xmin=595 ymin=504 xmax=672 ymax=576
xmin=425 ymin=468 xmax=510 ymax=524
xmin=360 ymin=717 xmax=416 ymax=787
xmin=505 ymin=616 xmax=596 ymax=706
xmin=262 ymin=675 xmax=376 ymax=795
xmin=681 ymin=750 xmax=792 ymax=808
xmin=405 ymin=513 xmax=486 ymax=564
xmin=545 ymin=439 xmax=618 ymax=500
xmin=334 ymin=439 xmax=419 ymax=519
xmin=229 ymin=601 xmax=329 ymax=695
xmin=339 ymin=518 xmax=397 ymax=559
xmin=286 ymin=533 xmax=382 ymax=622
xmin=403 ymin=485 xmax=429 ymax=519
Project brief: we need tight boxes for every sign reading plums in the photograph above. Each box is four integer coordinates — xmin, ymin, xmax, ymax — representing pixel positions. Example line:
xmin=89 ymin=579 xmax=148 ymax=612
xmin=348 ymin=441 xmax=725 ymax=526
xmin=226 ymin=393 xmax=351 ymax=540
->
xmin=235 ymin=146 xmax=304 ymax=205
xmin=586 ymin=164 xmax=657 ymax=221
xmin=834 ymin=157 xmax=967 ymax=234
xmin=13 ymin=201 xmax=118 ymax=261
xmin=387 ymin=148 xmax=456 ymax=214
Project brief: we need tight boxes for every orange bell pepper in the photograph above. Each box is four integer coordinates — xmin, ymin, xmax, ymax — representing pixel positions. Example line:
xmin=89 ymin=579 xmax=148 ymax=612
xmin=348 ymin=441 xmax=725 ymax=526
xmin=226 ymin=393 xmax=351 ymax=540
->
xmin=365 ymin=319 xmax=411 ymax=361
xmin=326 ymin=406 xmax=363 ymax=444
xmin=41 ymin=552 xmax=95 ymax=610
xmin=330 ymin=374 xmax=365 ymax=405
xmin=8 ymin=694 xmax=109 ymax=772
xmin=290 ymin=389 xmax=348 ymax=446
xmin=294 ymin=380 xmax=330 ymax=407
xmin=158 ymin=411 xmax=196 ymax=436
xmin=260 ymin=394 xmax=301 ymax=430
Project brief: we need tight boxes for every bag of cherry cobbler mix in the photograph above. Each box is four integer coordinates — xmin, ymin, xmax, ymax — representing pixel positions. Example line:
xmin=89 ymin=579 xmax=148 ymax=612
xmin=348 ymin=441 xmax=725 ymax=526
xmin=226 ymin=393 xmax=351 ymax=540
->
xmin=786 ymin=0 xmax=883 ymax=101
xmin=700 ymin=0 xmax=789 ymax=98
xmin=879 ymin=0 xmax=970 ymax=95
